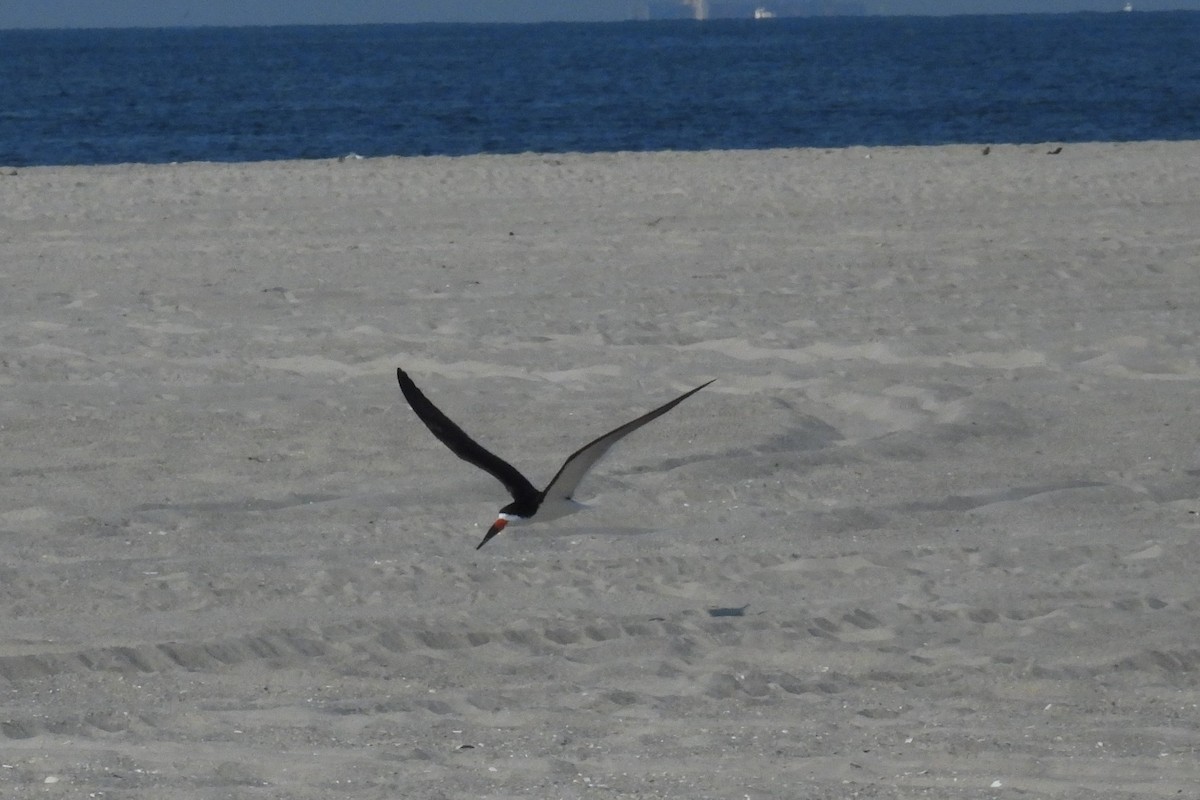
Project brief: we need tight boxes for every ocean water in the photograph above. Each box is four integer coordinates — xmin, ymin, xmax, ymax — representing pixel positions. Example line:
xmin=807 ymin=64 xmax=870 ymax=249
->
xmin=1 ymin=12 xmax=1197 ymax=166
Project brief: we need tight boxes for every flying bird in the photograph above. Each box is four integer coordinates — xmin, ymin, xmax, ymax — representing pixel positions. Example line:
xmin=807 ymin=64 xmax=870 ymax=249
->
xmin=396 ymin=368 xmax=712 ymax=549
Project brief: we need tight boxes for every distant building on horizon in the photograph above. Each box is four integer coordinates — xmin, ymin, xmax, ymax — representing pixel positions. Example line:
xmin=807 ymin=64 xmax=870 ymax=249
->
xmin=637 ymin=0 xmax=868 ymax=19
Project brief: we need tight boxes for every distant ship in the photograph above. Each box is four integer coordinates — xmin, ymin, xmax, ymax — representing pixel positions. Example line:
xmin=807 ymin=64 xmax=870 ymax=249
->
xmin=1123 ymin=2 xmax=1133 ymax=10
xmin=640 ymin=1 xmax=867 ymax=19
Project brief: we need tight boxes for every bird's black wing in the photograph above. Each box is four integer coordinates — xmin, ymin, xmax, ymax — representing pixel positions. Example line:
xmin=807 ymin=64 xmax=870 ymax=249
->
xmin=540 ymin=379 xmax=714 ymax=503
xmin=397 ymin=369 xmax=539 ymax=505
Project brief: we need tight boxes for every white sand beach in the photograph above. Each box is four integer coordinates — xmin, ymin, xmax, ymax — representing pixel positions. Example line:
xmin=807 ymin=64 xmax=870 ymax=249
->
xmin=1 ymin=141 xmax=1198 ymax=798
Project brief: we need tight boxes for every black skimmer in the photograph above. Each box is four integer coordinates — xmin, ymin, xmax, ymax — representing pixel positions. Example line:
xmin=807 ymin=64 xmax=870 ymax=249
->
xmin=396 ymin=368 xmax=712 ymax=549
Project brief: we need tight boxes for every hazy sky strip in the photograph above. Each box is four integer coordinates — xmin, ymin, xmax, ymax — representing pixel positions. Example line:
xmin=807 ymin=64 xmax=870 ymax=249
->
xmin=0 ymin=0 xmax=1196 ymax=28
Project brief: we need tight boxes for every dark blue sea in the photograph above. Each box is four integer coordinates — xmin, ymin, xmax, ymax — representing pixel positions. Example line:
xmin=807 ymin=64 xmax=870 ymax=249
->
xmin=1 ymin=12 xmax=1198 ymax=167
